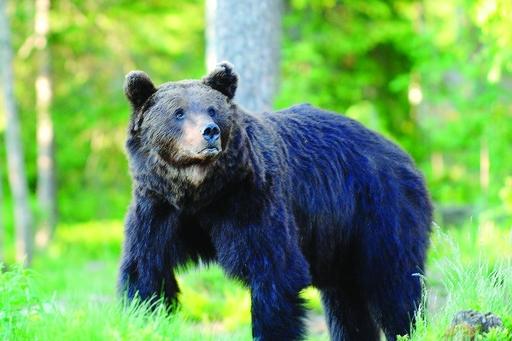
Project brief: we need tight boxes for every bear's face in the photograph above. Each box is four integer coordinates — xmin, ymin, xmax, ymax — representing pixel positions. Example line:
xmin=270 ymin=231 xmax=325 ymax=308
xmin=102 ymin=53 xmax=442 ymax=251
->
xmin=124 ymin=62 xmax=238 ymax=170
xmin=136 ymin=84 xmax=232 ymax=167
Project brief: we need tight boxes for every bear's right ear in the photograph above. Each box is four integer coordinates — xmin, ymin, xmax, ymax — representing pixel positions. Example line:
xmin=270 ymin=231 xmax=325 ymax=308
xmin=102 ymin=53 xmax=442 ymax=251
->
xmin=124 ymin=71 xmax=156 ymax=111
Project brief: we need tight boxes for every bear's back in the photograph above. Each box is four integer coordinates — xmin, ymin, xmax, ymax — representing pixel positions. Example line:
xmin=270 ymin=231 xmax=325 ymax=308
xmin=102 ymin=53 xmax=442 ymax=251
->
xmin=265 ymin=103 xmax=414 ymax=174
xmin=259 ymin=104 xmax=428 ymax=256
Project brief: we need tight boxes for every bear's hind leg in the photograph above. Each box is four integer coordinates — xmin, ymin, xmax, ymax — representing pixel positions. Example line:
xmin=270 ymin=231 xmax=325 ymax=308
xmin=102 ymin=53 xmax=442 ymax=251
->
xmin=370 ymin=274 xmax=422 ymax=341
xmin=321 ymin=286 xmax=380 ymax=341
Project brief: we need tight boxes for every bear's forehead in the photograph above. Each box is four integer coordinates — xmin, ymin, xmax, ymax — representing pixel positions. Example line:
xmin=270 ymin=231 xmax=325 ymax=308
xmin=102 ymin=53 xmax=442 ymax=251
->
xmin=152 ymin=81 xmax=226 ymax=109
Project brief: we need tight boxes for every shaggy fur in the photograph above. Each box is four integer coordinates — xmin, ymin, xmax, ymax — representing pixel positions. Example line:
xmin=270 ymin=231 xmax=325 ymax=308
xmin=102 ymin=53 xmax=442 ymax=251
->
xmin=118 ymin=63 xmax=432 ymax=341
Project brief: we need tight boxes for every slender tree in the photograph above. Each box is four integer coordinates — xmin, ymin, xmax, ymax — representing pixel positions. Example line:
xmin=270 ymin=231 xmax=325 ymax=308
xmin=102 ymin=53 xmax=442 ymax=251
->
xmin=35 ymin=0 xmax=56 ymax=247
xmin=0 ymin=0 xmax=34 ymax=266
xmin=206 ymin=0 xmax=282 ymax=112
xmin=0 ymin=161 xmax=4 ymax=264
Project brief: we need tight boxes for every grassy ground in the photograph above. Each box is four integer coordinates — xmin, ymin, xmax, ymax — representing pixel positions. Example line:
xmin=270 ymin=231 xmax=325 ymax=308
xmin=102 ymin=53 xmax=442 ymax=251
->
xmin=1 ymin=219 xmax=511 ymax=340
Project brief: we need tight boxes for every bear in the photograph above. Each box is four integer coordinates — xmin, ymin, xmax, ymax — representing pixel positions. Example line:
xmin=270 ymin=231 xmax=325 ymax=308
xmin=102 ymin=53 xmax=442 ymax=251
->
xmin=118 ymin=62 xmax=432 ymax=341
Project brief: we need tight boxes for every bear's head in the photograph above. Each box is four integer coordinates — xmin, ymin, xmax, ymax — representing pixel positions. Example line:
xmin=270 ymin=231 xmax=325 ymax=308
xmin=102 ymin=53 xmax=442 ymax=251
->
xmin=124 ymin=62 xmax=238 ymax=171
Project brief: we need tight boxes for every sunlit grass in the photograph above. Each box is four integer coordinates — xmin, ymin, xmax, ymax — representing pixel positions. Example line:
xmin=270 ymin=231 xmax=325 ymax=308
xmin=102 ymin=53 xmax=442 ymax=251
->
xmin=402 ymin=225 xmax=512 ymax=340
xmin=410 ymin=258 xmax=512 ymax=339
xmin=14 ymin=220 xmax=254 ymax=340
xmin=1 ymin=218 xmax=511 ymax=340
xmin=429 ymin=219 xmax=512 ymax=266
xmin=1 ymin=274 xmax=245 ymax=341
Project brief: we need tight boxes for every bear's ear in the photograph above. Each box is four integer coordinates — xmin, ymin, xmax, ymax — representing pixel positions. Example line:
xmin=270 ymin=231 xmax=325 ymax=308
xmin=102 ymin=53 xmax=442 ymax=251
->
xmin=124 ymin=71 xmax=156 ymax=111
xmin=203 ymin=61 xmax=238 ymax=100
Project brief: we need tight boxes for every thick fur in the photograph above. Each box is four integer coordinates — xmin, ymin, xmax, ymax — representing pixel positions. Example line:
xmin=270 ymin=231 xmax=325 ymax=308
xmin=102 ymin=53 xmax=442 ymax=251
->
xmin=118 ymin=66 xmax=432 ymax=341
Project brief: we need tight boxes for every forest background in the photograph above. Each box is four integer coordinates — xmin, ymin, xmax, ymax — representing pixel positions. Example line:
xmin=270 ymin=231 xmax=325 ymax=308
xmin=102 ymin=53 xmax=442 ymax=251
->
xmin=0 ymin=0 xmax=511 ymax=340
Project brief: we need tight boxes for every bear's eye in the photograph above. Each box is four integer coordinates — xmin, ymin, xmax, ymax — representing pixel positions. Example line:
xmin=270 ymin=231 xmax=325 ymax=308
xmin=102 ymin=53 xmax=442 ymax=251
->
xmin=174 ymin=108 xmax=185 ymax=120
xmin=207 ymin=107 xmax=216 ymax=117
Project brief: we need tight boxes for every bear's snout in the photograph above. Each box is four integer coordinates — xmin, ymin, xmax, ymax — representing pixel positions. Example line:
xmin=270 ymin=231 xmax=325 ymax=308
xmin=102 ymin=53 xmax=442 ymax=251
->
xmin=179 ymin=114 xmax=222 ymax=162
xmin=202 ymin=123 xmax=220 ymax=144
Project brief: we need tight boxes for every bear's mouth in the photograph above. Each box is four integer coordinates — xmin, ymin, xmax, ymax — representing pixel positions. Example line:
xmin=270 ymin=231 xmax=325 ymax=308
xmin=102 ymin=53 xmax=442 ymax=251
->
xmin=198 ymin=146 xmax=220 ymax=156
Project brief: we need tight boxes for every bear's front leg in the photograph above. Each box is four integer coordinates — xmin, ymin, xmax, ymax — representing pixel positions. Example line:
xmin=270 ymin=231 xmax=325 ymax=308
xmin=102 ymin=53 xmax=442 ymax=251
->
xmin=250 ymin=264 xmax=310 ymax=341
xmin=118 ymin=192 xmax=183 ymax=309
xmin=211 ymin=209 xmax=311 ymax=340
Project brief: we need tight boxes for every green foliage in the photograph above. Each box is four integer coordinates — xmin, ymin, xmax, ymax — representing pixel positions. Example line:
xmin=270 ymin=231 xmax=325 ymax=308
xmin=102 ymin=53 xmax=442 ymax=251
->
xmin=280 ymin=0 xmax=512 ymax=206
xmin=278 ymin=0 xmax=418 ymax=144
xmin=3 ymin=0 xmax=206 ymax=226
xmin=0 ymin=265 xmax=41 ymax=338
xmin=1 ymin=0 xmax=511 ymax=228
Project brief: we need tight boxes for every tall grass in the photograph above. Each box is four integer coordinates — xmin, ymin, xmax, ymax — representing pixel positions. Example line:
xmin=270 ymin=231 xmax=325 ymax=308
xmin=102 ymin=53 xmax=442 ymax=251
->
xmin=0 ymin=265 xmax=251 ymax=340
xmin=407 ymin=227 xmax=512 ymax=340
xmin=0 ymin=220 xmax=510 ymax=340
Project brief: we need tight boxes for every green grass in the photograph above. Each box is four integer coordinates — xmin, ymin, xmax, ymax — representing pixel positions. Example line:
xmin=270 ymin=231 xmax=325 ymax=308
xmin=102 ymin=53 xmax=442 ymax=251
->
xmin=1 ymin=221 xmax=253 ymax=340
xmin=408 ymin=227 xmax=512 ymax=340
xmin=0 ymin=219 xmax=511 ymax=340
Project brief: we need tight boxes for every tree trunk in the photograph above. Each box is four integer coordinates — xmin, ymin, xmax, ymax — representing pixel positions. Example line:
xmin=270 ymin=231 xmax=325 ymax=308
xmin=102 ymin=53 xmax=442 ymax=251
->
xmin=0 ymin=162 xmax=4 ymax=264
xmin=206 ymin=0 xmax=282 ymax=113
xmin=0 ymin=0 xmax=34 ymax=266
xmin=35 ymin=0 xmax=56 ymax=247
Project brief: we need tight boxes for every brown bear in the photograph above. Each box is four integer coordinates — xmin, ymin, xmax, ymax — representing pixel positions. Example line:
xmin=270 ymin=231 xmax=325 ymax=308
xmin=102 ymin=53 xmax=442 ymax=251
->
xmin=119 ymin=62 xmax=432 ymax=341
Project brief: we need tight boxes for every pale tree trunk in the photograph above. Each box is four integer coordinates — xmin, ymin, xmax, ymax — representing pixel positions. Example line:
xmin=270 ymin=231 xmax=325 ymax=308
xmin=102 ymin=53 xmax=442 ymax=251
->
xmin=34 ymin=0 xmax=56 ymax=247
xmin=0 ymin=0 xmax=34 ymax=266
xmin=0 ymin=163 xmax=4 ymax=264
xmin=206 ymin=0 xmax=282 ymax=112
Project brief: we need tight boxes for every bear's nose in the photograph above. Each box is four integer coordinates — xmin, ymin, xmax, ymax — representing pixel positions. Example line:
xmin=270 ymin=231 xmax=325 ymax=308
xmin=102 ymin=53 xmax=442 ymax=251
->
xmin=202 ymin=123 xmax=220 ymax=143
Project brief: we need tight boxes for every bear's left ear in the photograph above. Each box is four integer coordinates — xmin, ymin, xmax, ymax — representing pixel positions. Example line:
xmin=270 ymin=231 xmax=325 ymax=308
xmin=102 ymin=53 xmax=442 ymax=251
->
xmin=203 ymin=61 xmax=238 ymax=100
xmin=124 ymin=71 xmax=156 ymax=111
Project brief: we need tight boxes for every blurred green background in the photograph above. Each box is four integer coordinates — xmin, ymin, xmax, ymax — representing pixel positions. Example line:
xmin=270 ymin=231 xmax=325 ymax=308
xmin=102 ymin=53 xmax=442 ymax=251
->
xmin=2 ymin=0 xmax=512 ymax=226
xmin=1 ymin=0 xmax=511 ymax=340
